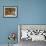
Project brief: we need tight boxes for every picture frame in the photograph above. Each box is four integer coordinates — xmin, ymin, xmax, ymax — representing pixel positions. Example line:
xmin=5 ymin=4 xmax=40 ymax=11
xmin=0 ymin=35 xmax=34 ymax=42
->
xmin=3 ymin=6 xmax=17 ymax=18
xmin=18 ymin=24 xmax=46 ymax=42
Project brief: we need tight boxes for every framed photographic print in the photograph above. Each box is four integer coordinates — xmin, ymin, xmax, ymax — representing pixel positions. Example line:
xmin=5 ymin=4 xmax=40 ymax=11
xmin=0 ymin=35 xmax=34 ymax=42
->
xmin=3 ymin=6 xmax=17 ymax=17
xmin=18 ymin=24 xmax=46 ymax=42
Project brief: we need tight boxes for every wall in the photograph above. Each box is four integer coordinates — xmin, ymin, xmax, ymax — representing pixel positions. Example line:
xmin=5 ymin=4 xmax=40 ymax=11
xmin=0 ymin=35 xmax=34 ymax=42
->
xmin=0 ymin=0 xmax=46 ymax=45
xmin=0 ymin=0 xmax=18 ymax=44
xmin=18 ymin=0 xmax=46 ymax=24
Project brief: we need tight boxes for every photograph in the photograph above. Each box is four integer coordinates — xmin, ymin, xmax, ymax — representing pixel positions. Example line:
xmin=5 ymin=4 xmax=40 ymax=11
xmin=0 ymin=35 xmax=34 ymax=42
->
xmin=18 ymin=24 xmax=46 ymax=41
xmin=3 ymin=6 xmax=17 ymax=17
